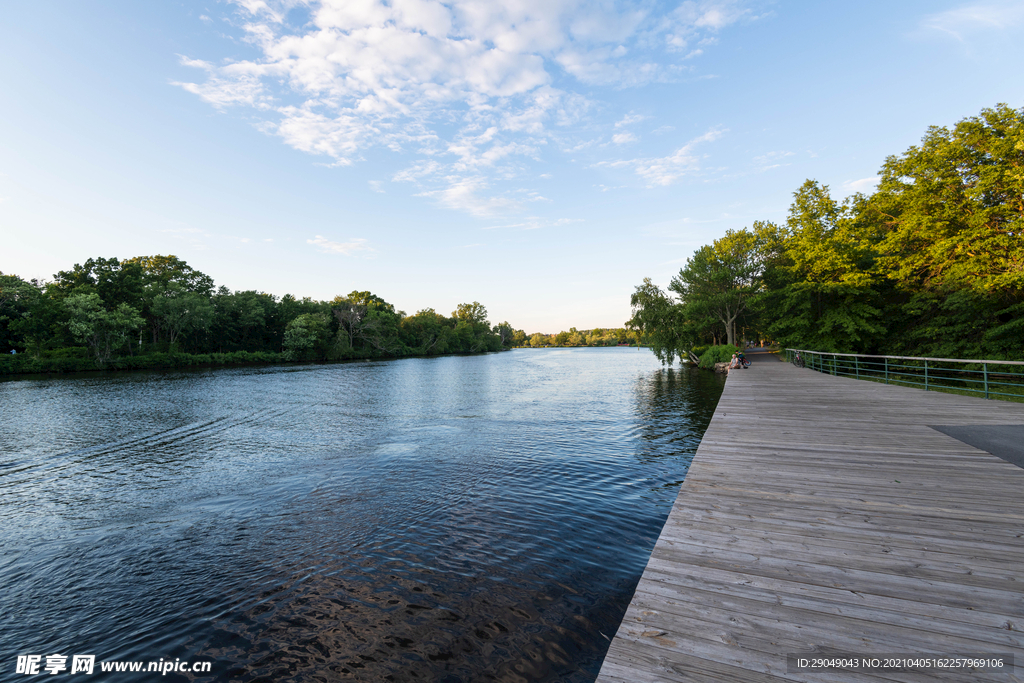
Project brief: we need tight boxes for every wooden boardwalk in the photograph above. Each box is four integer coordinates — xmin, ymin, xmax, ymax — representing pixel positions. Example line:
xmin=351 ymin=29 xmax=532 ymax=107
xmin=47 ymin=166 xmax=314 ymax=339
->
xmin=596 ymin=353 xmax=1024 ymax=682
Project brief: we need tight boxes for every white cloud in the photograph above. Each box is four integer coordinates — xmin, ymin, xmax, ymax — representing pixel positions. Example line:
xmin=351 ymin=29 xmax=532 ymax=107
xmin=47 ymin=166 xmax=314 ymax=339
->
xmin=598 ymin=127 xmax=726 ymax=186
xmin=614 ymin=113 xmax=648 ymax=128
xmin=177 ymin=0 xmax=754 ymax=213
xmin=392 ymin=160 xmax=443 ymax=183
xmin=369 ymin=180 xmax=385 ymax=193
xmin=753 ymin=149 xmax=794 ymax=171
xmin=922 ymin=2 xmax=1024 ymax=41
xmin=308 ymin=235 xmax=374 ymax=255
xmin=482 ymin=216 xmax=582 ymax=230
xmin=841 ymin=176 xmax=880 ymax=194
xmin=663 ymin=1 xmax=752 ymax=51
xmin=612 ymin=132 xmax=637 ymax=144
xmin=416 ymin=177 xmax=520 ymax=216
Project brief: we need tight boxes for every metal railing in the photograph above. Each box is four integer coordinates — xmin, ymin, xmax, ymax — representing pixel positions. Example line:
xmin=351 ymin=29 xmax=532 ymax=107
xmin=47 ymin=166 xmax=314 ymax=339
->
xmin=785 ymin=349 xmax=1024 ymax=401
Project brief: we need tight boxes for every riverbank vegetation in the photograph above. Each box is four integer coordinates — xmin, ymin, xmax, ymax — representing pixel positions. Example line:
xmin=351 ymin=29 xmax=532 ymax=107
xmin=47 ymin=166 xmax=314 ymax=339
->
xmin=629 ymin=103 xmax=1023 ymax=364
xmin=518 ymin=327 xmax=642 ymax=348
xmin=0 ymin=256 xmax=521 ymax=375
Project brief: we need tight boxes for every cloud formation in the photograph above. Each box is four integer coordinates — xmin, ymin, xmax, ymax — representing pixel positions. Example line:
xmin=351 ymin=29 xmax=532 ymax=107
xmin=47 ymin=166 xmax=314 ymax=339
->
xmin=922 ymin=2 xmax=1024 ymax=41
xmin=598 ymin=127 xmax=726 ymax=186
xmin=307 ymin=235 xmax=374 ymax=255
xmin=178 ymin=0 xmax=752 ymax=213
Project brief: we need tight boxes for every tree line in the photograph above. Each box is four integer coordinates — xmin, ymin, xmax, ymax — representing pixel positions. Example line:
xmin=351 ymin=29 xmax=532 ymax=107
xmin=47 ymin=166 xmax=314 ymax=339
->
xmin=0 ymin=255 xmax=521 ymax=373
xmin=515 ymin=327 xmax=642 ymax=348
xmin=628 ymin=103 xmax=1023 ymax=364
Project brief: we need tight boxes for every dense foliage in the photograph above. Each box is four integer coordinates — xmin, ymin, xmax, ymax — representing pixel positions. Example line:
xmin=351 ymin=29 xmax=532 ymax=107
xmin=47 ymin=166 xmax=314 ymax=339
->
xmin=696 ymin=344 xmax=741 ymax=369
xmin=629 ymin=103 xmax=1024 ymax=362
xmin=0 ymin=256 xmax=520 ymax=374
xmin=521 ymin=327 xmax=641 ymax=348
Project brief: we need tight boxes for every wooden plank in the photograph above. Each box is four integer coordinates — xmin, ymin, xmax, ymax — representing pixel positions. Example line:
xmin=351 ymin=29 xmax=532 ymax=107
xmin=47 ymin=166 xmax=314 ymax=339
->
xmin=596 ymin=356 xmax=1024 ymax=683
xmin=667 ymin=500 xmax=1024 ymax=544
xmin=660 ymin=517 xmax=1024 ymax=567
xmin=637 ymin=562 xmax=1022 ymax=632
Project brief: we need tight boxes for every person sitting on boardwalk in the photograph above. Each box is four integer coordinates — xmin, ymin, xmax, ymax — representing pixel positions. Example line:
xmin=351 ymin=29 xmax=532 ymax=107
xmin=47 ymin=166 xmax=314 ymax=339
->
xmin=728 ymin=353 xmax=742 ymax=370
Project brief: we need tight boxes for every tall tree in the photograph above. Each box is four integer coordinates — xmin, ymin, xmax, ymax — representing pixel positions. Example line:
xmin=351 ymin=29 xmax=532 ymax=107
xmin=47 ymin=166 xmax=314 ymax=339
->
xmin=0 ymin=273 xmax=42 ymax=352
xmin=758 ymin=184 xmax=885 ymax=352
xmin=63 ymin=293 xmax=144 ymax=363
xmin=123 ymin=255 xmax=215 ymax=295
xmin=400 ymin=308 xmax=453 ymax=355
xmin=870 ymin=103 xmax=1024 ymax=294
xmin=151 ymin=283 xmax=214 ymax=347
xmin=670 ymin=229 xmax=760 ymax=347
xmin=51 ymin=257 xmax=146 ymax=310
xmin=627 ymin=278 xmax=687 ymax=364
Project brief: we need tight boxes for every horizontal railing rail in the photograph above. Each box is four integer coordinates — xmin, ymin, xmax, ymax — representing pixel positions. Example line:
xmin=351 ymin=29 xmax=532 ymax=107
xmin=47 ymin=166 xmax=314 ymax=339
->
xmin=785 ymin=348 xmax=1024 ymax=401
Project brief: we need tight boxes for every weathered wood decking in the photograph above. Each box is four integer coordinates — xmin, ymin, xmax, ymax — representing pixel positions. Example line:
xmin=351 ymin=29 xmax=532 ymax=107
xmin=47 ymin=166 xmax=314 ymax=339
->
xmin=597 ymin=353 xmax=1024 ymax=682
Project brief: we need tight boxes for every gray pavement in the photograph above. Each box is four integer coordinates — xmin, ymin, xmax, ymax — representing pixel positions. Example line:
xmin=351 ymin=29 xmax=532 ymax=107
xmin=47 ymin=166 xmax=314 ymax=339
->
xmin=930 ymin=424 xmax=1024 ymax=469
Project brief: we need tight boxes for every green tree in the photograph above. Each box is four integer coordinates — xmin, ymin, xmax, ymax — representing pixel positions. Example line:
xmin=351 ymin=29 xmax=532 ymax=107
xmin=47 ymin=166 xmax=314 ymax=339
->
xmin=870 ymin=103 xmax=1024 ymax=294
xmin=627 ymin=278 xmax=689 ymax=364
xmin=51 ymin=257 xmax=147 ymax=310
xmin=452 ymin=301 xmax=487 ymax=325
xmin=332 ymin=291 xmax=402 ymax=354
xmin=151 ymin=283 xmax=214 ymax=347
xmin=123 ymin=255 xmax=215 ymax=295
xmin=210 ymin=289 xmax=275 ymax=352
xmin=670 ymin=229 xmax=760 ymax=347
xmin=493 ymin=321 xmax=517 ymax=348
xmin=0 ymin=273 xmax=42 ymax=352
xmin=400 ymin=308 xmax=454 ymax=355
xmin=63 ymin=293 xmax=144 ymax=363
xmin=758 ymin=185 xmax=885 ymax=352
xmin=282 ymin=313 xmax=330 ymax=360
xmin=451 ymin=301 xmax=499 ymax=352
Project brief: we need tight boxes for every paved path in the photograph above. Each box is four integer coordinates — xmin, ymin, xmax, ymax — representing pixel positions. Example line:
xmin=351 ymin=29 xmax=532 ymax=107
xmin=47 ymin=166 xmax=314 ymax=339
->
xmin=596 ymin=352 xmax=1024 ymax=682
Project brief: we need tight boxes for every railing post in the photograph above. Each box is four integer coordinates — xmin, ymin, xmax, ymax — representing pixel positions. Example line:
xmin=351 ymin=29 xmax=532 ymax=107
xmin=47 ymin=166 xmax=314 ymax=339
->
xmin=855 ymin=355 xmax=860 ymax=378
xmin=924 ymin=359 xmax=929 ymax=391
xmin=984 ymin=364 xmax=989 ymax=399
xmin=884 ymin=357 xmax=889 ymax=384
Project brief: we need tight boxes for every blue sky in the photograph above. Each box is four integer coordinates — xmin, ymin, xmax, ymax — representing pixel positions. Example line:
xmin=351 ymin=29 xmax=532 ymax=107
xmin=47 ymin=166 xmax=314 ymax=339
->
xmin=2 ymin=1 xmax=1022 ymax=332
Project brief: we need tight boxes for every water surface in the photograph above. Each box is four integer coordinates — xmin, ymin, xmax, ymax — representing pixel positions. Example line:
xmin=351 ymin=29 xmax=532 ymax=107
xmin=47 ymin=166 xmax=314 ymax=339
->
xmin=0 ymin=348 xmax=724 ymax=682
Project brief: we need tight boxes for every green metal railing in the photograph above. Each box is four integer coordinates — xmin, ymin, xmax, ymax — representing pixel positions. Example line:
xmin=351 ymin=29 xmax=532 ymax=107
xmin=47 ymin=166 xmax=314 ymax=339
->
xmin=785 ymin=349 xmax=1024 ymax=401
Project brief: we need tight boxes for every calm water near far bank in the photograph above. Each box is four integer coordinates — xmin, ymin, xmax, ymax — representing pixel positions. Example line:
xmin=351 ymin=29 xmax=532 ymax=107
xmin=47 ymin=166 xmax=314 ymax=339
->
xmin=0 ymin=348 xmax=724 ymax=682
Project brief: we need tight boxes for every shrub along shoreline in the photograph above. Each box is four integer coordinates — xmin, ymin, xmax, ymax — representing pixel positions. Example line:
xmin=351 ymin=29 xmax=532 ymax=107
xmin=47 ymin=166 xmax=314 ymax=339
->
xmin=0 ymin=350 xmax=287 ymax=377
xmin=0 ymin=347 xmax=524 ymax=378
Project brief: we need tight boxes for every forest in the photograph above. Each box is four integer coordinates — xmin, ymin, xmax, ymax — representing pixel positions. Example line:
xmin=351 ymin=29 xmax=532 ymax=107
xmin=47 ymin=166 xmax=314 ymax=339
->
xmin=629 ymin=103 xmax=1023 ymax=364
xmin=0 ymin=256 xmax=524 ymax=374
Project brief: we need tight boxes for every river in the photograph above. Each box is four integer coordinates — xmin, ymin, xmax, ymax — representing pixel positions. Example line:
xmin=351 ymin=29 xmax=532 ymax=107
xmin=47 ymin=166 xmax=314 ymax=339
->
xmin=0 ymin=347 xmax=723 ymax=682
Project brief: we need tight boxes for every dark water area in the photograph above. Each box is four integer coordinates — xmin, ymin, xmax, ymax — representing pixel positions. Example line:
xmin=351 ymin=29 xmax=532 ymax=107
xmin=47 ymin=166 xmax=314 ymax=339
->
xmin=0 ymin=348 xmax=724 ymax=682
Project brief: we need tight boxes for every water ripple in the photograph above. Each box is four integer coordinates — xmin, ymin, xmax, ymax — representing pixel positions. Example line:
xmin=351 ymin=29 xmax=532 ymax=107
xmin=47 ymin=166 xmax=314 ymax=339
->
xmin=0 ymin=349 xmax=723 ymax=682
